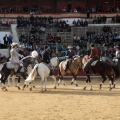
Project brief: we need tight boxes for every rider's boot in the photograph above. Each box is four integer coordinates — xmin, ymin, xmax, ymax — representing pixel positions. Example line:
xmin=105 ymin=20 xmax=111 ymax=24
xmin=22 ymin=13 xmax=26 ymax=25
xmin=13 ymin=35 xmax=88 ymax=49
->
xmin=50 ymin=69 xmax=54 ymax=76
xmin=16 ymin=66 xmax=22 ymax=73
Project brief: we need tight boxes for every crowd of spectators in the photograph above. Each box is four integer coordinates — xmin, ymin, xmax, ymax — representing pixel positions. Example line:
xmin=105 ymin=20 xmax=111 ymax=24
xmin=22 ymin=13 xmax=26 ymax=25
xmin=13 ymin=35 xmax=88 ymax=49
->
xmin=112 ymin=15 xmax=120 ymax=23
xmin=17 ymin=16 xmax=53 ymax=28
xmin=92 ymin=15 xmax=107 ymax=24
xmin=87 ymin=4 xmax=120 ymax=13
xmin=72 ymin=19 xmax=88 ymax=27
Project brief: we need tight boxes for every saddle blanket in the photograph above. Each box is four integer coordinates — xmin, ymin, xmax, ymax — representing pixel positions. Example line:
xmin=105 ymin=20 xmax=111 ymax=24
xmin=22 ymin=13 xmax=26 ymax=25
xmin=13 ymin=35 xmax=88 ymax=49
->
xmin=91 ymin=60 xmax=99 ymax=66
xmin=41 ymin=62 xmax=51 ymax=69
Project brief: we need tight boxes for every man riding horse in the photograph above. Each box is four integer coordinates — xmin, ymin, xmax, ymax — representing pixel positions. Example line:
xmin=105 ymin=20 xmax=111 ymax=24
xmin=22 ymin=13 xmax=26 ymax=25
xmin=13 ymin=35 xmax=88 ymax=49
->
xmin=9 ymin=42 xmax=24 ymax=73
xmin=83 ymin=43 xmax=101 ymax=74
xmin=41 ymin=45 xmax=54 ymax=76
xmin=64 ymin=45 xmax=75 ymax=72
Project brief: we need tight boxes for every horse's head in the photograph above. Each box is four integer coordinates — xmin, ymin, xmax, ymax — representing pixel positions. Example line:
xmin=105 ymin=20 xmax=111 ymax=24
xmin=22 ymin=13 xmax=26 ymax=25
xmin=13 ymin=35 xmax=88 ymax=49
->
xmin=73 ymin=56 xmax=82 ymax=69
xmin=21 ymin=56 xmax=38 ymax=69
xmin=50 ymin=57 xmax=58 ymax=67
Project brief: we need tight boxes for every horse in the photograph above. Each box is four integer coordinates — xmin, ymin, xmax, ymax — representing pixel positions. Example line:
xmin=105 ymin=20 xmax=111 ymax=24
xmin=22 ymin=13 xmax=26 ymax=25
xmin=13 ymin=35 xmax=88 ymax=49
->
xmin=82 ymin=55 xmax=120 ymax=90
xmin=0 ymin=56 xmax=37 ymax=91
xmin=7 ymin=64 xmax=33 ymax=87
xmin=24 ymin=57 xmax=58 ymax=92
xmin=58 ymin=55 xmax=82 ymax=86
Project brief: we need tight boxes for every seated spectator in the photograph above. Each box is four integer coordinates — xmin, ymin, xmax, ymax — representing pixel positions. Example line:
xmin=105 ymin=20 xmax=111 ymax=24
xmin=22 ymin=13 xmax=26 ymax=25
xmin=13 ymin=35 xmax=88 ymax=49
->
xmin=62 ymin=7 xmax=67 ymax=12
xmin=39 ymin=26 xmax=45 ymax=34
xmin=74 ymin=9 xmax=77 ymax=13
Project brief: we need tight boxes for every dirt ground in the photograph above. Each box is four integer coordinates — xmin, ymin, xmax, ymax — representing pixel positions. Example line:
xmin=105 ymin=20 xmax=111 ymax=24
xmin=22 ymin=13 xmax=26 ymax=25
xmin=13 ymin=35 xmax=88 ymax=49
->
xmin=0 ymin=78 xmax=120 ymax=120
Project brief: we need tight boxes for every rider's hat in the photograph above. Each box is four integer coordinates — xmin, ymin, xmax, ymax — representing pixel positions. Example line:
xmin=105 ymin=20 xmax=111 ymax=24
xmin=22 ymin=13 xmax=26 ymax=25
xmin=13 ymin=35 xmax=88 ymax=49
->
xmin=67 ymin=45 xmax=73 ymax=49
xmin=19 ymin=45 xmax=25 ymax=48
xmin=44 ymin=45 xmax=48 ymax=49
xmin=114 ymin=45 xmax=119 ymax=49
xmin=11 ymin=42 xmax=18 ymax=48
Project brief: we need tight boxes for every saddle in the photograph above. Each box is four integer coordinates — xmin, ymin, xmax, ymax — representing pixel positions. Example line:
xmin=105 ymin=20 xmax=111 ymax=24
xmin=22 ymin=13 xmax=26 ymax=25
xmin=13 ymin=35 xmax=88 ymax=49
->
xmin=6 ymin=62 xmax=15 ymax=69
xmin=91 ymin=60 xmax=99 ymax=66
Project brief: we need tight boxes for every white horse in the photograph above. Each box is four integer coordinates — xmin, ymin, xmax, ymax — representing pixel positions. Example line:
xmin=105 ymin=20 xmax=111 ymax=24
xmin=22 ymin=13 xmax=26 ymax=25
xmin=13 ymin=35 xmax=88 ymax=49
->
xmin=25 ymin=57 xmax=58 ymax=92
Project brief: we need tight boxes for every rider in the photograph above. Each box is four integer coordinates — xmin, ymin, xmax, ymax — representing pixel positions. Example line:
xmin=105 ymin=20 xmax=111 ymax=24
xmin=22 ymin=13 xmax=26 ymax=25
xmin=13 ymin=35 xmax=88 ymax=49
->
xmin=114 ymin=45 xmax=120 ymax=72
xmin=19 ymin=45 xmax=25 ymax=58
xmin=9 ymin=42 xmax=24 ymax=73
xmin=64 ymin=45 xmax=75 ymax=72
xmin=84 ymin=43 xmax=101 ymax=74
xmin=41 ymin=45 xmax=54 ymax=76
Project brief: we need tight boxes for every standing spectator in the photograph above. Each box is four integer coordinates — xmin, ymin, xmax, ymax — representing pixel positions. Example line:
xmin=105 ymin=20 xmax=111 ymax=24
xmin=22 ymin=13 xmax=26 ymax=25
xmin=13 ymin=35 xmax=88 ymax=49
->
xmin=7 ymin=34 xmax=13 ymax=45
xmin=3 ymin=34 xmax=8 ymax=47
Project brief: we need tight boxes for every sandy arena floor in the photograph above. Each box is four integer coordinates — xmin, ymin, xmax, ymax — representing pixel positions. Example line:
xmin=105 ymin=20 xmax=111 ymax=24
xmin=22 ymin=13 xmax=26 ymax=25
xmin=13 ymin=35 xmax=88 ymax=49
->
xmin=0 ymin=78 xmax=120 ymax=120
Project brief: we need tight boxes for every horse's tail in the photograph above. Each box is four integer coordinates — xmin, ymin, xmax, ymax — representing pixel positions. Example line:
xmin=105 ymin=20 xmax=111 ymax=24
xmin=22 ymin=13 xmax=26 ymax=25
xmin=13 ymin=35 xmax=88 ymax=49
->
xmin=111 ymin=65 xmax=120 ymax=79
xmin=25 ymin=64 xmax=38 ymax=82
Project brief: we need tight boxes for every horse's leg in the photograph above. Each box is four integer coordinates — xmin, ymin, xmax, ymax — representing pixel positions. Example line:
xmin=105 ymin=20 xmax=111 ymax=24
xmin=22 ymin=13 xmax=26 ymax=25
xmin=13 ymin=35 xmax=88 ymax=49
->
xmin=51 ymin=75 xmax=57 ymax=89
xmin=1 ymin=75 xmax=9 ymax=91
xmin=1 ymin=76 xmax=6 ymax=91
xmin=12 ymin=75 xmax=16 ymax=86
xmin=99 ymin=74 xmax=107 ymax=89
xmin=44 ymin=77 xmax=47 ymax=91
xmin=88 ymin=75 xmax=92 ymax=90
xmin=58 ymin=76 xmax=65 ymax=86
xmin=108 ymin=76 xmax=114 ymax=91
xmin=83 ymin=74 xmax=89 ymax=90
xmin=7 ymin=75 xmax=11 ymax=87
xmin=41 ymin=77 xmax=45 ymax=92
xmin=17 ymin=76 xmax=21 ymax=90
xmin=21 ymin=73 xmax=27 ymax=90
xmin=71 ymin=74 xmax=78 ymax=87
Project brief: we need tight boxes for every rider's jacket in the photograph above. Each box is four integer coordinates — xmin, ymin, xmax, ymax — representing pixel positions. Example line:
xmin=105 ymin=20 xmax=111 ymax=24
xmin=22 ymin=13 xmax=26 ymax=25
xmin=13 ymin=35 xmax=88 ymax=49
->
xmin=89 ymin=47 xmax=101 ymax=59
xmin=9 ymin=48 xmax=23 ymax=64
xmin=41 ymin=50 xmax=50 ymax=64
xmin=67 ymin=50 xmax=75 ymax=58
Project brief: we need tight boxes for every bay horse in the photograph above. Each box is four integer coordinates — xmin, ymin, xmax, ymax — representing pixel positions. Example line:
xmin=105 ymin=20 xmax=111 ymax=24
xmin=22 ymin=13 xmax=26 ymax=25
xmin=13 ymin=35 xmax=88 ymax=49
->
xmin=58 ymin=55 xmax=82 ymax=86
xmin=0 ymin=56 xmax=37 ymax=91
xmin=25 ymin=57 xmax=58 ymax=92
xmin=82 ymin=55 xmax=120 ymax=90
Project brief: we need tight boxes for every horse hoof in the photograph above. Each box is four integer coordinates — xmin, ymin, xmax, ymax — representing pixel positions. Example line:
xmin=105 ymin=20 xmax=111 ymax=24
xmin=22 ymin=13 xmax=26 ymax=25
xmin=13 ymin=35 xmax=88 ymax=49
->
xmin=5 ymin=88 xmax=8 ymax=91
xmin=22 ymin=88 xmax=24 ymax=90
xmin=109 ymin=88 xmax=112 ymax=91
xmin=54 ymin=86 xmax=57 ymax=89
xmin=30 ymin=88 xmax=32 ymax=91
xmin=45 ymin=89 xmax=47 ymax=91
xmin=18 ymin=87 xmax=21 ymax=90
xmin=1 ymin=87 xmax=5 ymax=91
xmin=8 ymin=85 xmax=10 ymax=87
xmin=100 ymin=84 xmax=102 ymax=89
xmin=26 ymin=85 xmax=28 ymax=88
xmin=71 ymin=82 xmax=73 ymax=85
xmin=58 ymin=83 xmax=59 ymax=86
xmin=76 ymin=84 xmax=78 ymax=87
xmin=33 ymin=86 xmax=35 ymax=88
xmin=90 ymin=88 xmax=92 ymax=91
xmin=63 ymin=84 xmax=65 ymax=86
xmin=83 ymin=87 xmax=86 ymax=90
xmin=113 ymin=85 xmax=116 ymax=88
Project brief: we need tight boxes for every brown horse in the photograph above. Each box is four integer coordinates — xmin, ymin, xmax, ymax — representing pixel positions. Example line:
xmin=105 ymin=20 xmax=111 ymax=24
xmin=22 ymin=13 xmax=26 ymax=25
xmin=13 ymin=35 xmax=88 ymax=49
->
xmin=58 ymin=56 xmax=82 ymax=86
xmin=82 ymin=55 xmax=120 ymax=90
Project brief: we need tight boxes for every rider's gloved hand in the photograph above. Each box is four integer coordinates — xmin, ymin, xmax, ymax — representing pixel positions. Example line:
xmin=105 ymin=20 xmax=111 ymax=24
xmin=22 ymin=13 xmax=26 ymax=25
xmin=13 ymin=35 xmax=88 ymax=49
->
xmin=21 ymin=55 xmax=24 ymax=58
